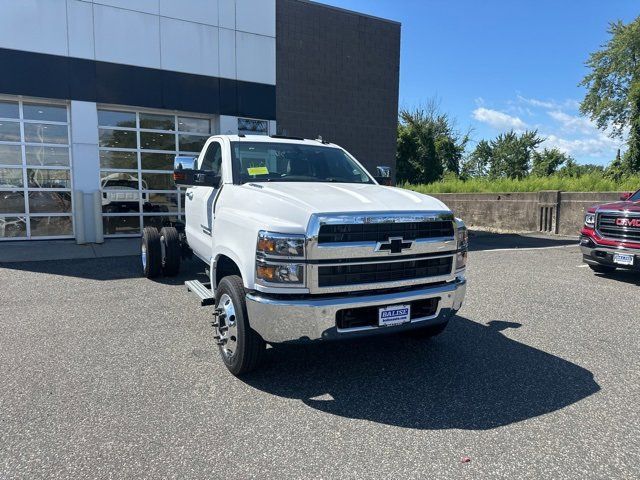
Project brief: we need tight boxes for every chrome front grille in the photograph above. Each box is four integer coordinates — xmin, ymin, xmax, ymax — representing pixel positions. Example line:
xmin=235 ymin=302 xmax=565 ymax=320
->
xmin=318 ymin=221 xmax=454 ymax=244
xmin=306 ymin=211 xmax=457 ymax=293
xmin=597 ymin=212 xmax=640 ymax=242
xmin=318 ymin=256 xmax=453 ymax=288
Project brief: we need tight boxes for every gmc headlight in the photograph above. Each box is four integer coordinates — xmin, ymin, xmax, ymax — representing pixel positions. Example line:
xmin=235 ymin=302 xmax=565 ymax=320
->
xmin=456 ymin=221 xmax=468 ymax=271
xmin=584 ymin=213 xmax=595 ymax=227
xmin=257 ymin=231 xmax=305 ymax=257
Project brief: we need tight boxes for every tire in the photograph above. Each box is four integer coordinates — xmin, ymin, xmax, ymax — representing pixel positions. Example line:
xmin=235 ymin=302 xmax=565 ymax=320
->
xmin=589 ymin=264 xmax=616 ymax=274
xmin=159 ymin=226 xmax=181 ymax=276
xmin=141 ymin=227 xmax=162 ymax=278
xmin=404 ymin=320 xmax=449 ymax=339
xmin=214 ymin=275 xmax=265 ymax=376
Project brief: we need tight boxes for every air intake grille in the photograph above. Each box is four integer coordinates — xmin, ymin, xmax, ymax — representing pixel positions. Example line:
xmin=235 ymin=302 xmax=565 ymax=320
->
xmin=597 ymin=213 xmax=640 ymax=242
xmin=318 ymin=257 xmax=453 ymax=288
xmin=318 ymin=221 xmax=454 ymax=244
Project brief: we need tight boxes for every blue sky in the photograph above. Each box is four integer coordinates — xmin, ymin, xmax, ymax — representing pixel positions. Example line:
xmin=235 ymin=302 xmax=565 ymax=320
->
xmin=322 ymin=0 xmax=639 ymax=165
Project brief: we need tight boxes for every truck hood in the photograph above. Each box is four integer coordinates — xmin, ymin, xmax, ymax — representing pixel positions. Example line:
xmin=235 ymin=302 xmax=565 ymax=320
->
xmin=593 ymin=201 xmax=640 ymax=212
xmin=234 ymin=182 xmax=451 ymax=232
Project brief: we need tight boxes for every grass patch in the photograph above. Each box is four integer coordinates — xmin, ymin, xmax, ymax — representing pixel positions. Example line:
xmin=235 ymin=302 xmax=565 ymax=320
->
xmin=403 ymin=174 xmax=640 ymax=194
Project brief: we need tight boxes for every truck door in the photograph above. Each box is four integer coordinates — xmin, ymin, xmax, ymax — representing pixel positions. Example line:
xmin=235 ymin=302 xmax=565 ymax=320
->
xmin=185 ymin=140 xmax=222 ymax=259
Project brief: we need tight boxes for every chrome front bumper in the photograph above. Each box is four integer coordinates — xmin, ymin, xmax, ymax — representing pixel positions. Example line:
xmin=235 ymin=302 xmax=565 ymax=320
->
xmin=245 ymin=277 xmax=466 ymax=344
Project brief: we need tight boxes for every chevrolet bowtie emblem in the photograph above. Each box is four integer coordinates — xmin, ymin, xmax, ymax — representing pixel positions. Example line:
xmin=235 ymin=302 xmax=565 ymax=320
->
xmin=375 ymin=237 xmax=413 ymax=254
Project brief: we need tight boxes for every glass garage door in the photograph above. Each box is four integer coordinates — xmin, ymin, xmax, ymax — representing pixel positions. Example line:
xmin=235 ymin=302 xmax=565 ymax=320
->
xmin=0 ymin=98 xmax=73 ymax=240
xmin=97 ymin=108 xmax=213 ymax=236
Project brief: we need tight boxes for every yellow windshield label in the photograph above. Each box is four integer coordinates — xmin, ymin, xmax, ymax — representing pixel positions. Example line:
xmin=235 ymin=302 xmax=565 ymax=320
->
xmin=247 ymin=166 xmax=269 ymax=175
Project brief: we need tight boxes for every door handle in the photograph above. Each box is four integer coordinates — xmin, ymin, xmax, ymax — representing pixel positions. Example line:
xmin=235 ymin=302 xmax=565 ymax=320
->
xmin=186 ymin=192 xmax=194 ymax=200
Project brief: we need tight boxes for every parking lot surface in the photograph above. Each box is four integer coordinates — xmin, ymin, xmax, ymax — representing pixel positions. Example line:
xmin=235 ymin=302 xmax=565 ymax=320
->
xmin=1 ymin=233 xmax=639 ymax=479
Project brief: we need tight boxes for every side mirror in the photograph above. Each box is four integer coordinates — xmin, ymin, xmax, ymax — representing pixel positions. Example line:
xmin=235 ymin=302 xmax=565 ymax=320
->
xmin=173 ymin=156 xmax=221 ymax=188
xmin=174 ymin=155 xmax=196 ymax=171
xmin=620 ymin=192 xmax=632 ymax=201
xmin=374 ymin=165 xmax=392 ymax=186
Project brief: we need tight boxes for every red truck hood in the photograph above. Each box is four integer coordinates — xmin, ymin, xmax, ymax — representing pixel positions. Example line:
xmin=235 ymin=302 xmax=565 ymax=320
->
xmin=594 ymin=201 xmax=640 ymax=212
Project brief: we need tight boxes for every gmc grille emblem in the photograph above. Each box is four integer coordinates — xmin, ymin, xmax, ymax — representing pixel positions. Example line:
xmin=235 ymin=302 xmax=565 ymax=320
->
xmin=375 ymin=236 xmax=413 ymax=254
xmin=615 ymin=218 xmax=640 ymax=228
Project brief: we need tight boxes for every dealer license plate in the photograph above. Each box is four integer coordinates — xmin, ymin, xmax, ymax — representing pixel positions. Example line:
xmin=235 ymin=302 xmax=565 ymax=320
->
xmin=378 ymin=304 xmax=411 ymax=327
xmin=613 ymin=253 xmax=634 ymax=266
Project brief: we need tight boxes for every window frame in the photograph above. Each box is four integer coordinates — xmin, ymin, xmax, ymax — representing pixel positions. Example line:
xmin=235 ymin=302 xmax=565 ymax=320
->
xmin=97 ymin=105 xmax=216 ymax=237
xmin=0 ymin=95 xmax=74 ymax=241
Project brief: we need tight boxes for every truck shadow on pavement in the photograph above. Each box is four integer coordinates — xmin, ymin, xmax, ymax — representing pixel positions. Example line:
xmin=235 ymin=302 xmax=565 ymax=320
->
xmin=0 ymin=256 xmax=204 ymax=283
xmin=591 ymin=269 xmax=640 ymax=286
xmin=242 ymin=317 xmax=600 ymax=430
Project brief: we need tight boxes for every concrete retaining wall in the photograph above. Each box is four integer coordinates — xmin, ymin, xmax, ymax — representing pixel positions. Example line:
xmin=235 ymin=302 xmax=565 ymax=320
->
xmin=430 ymin=191 xmax=625 ymax=236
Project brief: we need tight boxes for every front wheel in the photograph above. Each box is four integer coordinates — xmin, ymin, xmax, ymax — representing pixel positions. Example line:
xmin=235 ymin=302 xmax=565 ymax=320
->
xmin=214 ymin=275 xmax=265 ymax=376
xmin=589 ymin=264 xmax=616 ymax=274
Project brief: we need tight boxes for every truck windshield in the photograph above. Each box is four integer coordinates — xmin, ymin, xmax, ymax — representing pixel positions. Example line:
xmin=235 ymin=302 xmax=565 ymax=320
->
xmin=629 ymin=190 xmax=640 ymax=202
xmin=231 ymin=142 xmax=374 ymax=184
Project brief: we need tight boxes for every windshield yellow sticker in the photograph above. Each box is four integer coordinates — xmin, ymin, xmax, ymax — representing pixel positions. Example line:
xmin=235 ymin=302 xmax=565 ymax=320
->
xmin=247 ymin=166 xmax=269 ymax=175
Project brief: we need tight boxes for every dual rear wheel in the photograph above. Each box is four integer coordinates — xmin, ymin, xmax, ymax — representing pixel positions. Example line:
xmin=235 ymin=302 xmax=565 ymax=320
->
xmin=141 ymin=226 xmax=181 ymax=278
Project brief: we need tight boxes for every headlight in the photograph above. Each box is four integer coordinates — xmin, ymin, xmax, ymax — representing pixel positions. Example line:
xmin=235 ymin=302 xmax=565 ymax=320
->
xmin=456 ymin=221 xmax=468 ymax=271
xmin=257 ymin=231 xmax=305 ymax=257
xmin=584 ymin=213 xmax=595 ymax=227
xmin=256 ymin=231 xmax=306 ymax=286
xmin=256 ymin=262 xmax=304 ymax=284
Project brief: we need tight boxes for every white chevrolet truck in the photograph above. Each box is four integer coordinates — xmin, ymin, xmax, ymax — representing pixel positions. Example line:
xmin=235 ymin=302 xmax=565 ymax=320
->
xmin=141 ymin=135 xmax=467 ymax=375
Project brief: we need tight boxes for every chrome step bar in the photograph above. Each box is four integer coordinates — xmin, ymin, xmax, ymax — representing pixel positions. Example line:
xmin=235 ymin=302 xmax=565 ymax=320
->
xmin=185 ymin=280 xmax=215 ymax=306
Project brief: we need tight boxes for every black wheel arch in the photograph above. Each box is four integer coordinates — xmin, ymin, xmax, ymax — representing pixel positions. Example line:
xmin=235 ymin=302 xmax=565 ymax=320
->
xmin=214 ymin=254 xmax=243 ymax=290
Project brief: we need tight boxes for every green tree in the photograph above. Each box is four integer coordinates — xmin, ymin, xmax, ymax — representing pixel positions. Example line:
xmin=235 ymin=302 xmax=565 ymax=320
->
xmin=604 ymin=149 xmax=626 ymax=180
xmin=435 ymin=136 xmax=461 ymax=176
xmin=461 ymin=139 xmax=492 ymax=178
xmin=557 ymin=158 xmax=606 ymax=177
xmin=487 ymin=130 xmax=543 ymax=179
xmin=531 ymin=148 xmax=571 ymax=176
xmin=396 ymin=113 xmax=440 ymax=184
xmin=580 ymin=17 xmax=640 ymax=172
xmin=396 ymin=102 xmax=469 ymax=183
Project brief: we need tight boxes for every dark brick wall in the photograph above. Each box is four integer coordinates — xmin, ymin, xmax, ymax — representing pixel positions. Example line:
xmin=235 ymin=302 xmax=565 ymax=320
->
xmin=276 ymin=0 xmax=400 ymax=178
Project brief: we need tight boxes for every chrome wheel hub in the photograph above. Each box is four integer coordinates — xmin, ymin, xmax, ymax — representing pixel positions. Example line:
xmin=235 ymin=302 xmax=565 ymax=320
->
xmin=215 ymin=294 xmax=238 ymax=358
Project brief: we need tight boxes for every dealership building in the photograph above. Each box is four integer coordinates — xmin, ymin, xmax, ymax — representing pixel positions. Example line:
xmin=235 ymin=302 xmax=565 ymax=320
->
xmin=0 ymin=0 xmax=400 ymax=242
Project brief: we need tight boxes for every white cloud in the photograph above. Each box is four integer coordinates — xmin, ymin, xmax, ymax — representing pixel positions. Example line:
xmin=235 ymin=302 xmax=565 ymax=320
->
xmin=472 ymin=107 xmax=527 ymax=130
xmin=542 ymin=132 xmax=622 ymax=159
xmin=517 ymin=95 xmax=581 ymax=111
xmin=517 ymin=95 xmax=557 ymax=109
xmin=471 ymin=94 xmax=624 ymax=164
xmin=547 ymin=110 xmax=595 ymax=134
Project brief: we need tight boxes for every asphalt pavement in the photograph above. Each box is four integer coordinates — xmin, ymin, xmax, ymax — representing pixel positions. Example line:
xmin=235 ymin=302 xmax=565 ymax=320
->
xmin=1 ymin=233 xmax=638 ymax=479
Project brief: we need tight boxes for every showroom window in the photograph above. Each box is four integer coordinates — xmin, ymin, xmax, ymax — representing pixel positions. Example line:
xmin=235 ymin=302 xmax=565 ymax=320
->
xmin=98 ymin=108 xmax=213 ymax=236
xmin=0 ymin=97 xmax=73 ymax=240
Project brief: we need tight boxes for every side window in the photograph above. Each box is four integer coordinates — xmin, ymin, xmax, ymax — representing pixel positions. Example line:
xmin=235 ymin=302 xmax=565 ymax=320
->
xmin=200 ymin=141 xmax=222 ymax=174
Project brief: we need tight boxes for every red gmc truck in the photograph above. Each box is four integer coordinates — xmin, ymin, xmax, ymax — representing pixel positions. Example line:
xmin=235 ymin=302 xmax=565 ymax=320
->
xmin=580 ymin=189 xmax=640 ymax=274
